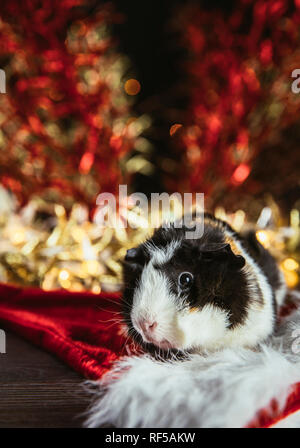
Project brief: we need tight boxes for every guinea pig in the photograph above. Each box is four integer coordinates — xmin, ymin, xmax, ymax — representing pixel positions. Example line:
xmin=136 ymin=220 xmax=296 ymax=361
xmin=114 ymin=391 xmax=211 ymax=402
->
xmin=122 ymin=213 xmax=287 ymax=353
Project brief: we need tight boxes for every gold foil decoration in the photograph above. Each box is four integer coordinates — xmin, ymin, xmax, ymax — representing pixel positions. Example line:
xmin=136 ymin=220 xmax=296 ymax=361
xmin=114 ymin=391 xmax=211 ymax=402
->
xmin=0 ymin=186 xmax=298 ymax=292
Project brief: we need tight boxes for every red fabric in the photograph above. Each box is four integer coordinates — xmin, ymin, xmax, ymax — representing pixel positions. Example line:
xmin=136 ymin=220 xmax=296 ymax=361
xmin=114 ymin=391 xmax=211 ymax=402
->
xmin=248 ymin=383 xmax=300 ymax=428
xmin=0 ymin=282 xmax=299 ymax=426
xmin=0 ymin=283 xmax=127 ymax=379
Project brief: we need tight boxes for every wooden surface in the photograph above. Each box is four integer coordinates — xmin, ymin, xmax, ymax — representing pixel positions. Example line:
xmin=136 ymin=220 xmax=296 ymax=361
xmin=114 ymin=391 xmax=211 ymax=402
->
xmin=0 ymin=330 xmax=91 ymax=428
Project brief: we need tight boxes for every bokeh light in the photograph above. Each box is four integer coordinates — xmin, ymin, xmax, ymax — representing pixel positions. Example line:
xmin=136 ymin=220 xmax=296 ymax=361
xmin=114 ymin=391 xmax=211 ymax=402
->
xmin=124 ymin=79 xmax=141 ymax=96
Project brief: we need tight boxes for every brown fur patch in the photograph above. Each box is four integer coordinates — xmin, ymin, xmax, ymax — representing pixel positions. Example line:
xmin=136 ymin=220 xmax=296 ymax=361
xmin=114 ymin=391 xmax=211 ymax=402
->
xmin=225 ymin=235 xmax=242 ymax=256
xmin=189 ymin=307 xmax=198 ymax=313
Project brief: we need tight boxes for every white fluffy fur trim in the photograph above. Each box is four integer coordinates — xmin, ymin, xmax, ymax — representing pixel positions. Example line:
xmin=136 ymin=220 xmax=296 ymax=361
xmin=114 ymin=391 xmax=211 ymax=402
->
xmin=271 ymin=410 xmax=300 ymax=428
xmin=84 ymin=296 xmax=300 ymax=428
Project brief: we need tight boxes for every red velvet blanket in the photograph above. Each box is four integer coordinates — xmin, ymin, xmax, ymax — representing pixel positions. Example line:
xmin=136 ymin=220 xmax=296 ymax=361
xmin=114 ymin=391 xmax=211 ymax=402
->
xmin=0 ymin=283 xmax=127 ymax=380
xmin=0 ymin=282 xmax=299 ymax=427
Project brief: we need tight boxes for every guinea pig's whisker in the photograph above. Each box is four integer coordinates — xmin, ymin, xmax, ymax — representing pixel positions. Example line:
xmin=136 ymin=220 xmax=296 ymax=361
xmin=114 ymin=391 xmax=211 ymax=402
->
xmin=121 ymin=299 xmax=134 ymax=308
xmin=95 ymin=304 xmax=122 ymax=315
xmin=126 ymin=325 xmax=140 ymax=344
xmin=106 ymin=320 xmax=124 ymax=327
xmin=122 ymin=332 xmax=134 ymax=350
xmin=121 ymin=284 xmax=136 ymax=292
xmin=100 ymin=295 xmax=132 ymax=311
xmin=97 ymin=296 xmax=120 ymax=306
xmin=123 ymin=335 xmax=132 ymax=349
xmin=100 ymin=321 xmax=123 ymax=330
xmin=125 ymin=330 xmax=142 ymax=353
xmin=97 ymin=317 xmax=123 ymax=324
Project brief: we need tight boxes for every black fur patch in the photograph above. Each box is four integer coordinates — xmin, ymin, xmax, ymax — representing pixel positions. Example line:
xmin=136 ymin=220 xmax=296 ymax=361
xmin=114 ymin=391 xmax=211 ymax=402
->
xmin=154 ymin=232 xmax=249 ymax=328
xmin=239 ymin=229 xmax=280 ymax=316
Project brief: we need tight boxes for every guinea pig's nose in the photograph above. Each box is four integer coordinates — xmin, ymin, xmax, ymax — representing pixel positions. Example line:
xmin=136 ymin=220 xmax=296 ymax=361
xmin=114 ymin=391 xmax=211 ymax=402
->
xmin=140 ymin=319 xmax=157 ymax=334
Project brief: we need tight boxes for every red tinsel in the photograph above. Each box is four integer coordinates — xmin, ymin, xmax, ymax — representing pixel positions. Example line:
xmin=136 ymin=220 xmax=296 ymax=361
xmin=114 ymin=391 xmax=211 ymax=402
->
xmin=173 ymin=0 xmax=300 ymax=204
xmin=0 ymin=0 xmax=135 ymax=209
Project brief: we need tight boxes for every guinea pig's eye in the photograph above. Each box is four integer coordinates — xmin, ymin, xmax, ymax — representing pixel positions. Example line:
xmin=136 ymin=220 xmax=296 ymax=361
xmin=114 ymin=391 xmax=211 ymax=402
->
xmin=178 ymin=272 xmax=193 ymax=289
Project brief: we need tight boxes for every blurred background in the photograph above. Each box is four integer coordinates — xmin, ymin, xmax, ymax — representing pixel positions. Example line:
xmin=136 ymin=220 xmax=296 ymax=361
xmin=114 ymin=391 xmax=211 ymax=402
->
xmin=0 ymin=0 xmax=299 ymax=293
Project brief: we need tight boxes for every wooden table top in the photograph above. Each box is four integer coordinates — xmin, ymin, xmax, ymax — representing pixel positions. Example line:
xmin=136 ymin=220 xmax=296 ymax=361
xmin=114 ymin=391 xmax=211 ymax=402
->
xmin=0 ymin=330 xmax=90 ymax=428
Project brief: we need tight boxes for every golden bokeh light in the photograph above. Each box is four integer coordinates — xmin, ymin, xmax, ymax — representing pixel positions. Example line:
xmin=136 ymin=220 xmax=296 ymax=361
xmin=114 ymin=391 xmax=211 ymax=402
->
xmin=10 ymin=229 xmax=26 ymax=245
xmin=59 ymin=269 xmax=70 ymax=281
xmin=283 ymin=270 xmax=299 ymax=289
xmin=82 ymin=259 xmax=101 ymax=277
xmin=282 ymin=258 xmax=299 ymax=272
xmin=256 ymin=230 xmax=270 ymax=248
xmin=124 ymin=79 xmax=141 ymax=96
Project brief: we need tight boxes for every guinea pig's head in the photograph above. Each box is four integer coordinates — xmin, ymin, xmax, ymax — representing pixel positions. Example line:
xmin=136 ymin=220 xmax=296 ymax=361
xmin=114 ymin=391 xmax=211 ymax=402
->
xmin=122 ymin=223 xmax=252 ymax=353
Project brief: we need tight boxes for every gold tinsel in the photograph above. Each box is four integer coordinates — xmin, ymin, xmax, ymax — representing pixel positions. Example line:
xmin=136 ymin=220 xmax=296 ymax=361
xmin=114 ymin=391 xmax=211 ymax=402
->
xmin=0 ymin=186 xmax=299 ymax=292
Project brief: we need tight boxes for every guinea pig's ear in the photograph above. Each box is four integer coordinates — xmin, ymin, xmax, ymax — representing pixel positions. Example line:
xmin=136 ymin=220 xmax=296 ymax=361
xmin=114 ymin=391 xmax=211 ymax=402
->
xmin=125 ymin=248 xmax=140 ymax=261
xmin=124 ymin=246 xmax=145 ymax=269
xmin=202 ymin=244 xmax=245 ymax=270
xmin=224 ymin=244 xmax=245 ymax=270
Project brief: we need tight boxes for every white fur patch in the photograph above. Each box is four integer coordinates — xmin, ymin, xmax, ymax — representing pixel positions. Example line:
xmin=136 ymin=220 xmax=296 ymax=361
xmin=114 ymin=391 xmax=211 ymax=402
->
xmin=178 ymin=304 xmax=230 ymax=350
xmin=131 ymin=242 xmax=181 ymax=348
xmin=271 ymin=410 xmax=300 ymax=428
xmin=146 ymin=239 xmax=181 ymax=265
xmin=84 ymin=298 xmax=300 ymax=428
xmin=275 ymin=269 xmax=288 ymax=308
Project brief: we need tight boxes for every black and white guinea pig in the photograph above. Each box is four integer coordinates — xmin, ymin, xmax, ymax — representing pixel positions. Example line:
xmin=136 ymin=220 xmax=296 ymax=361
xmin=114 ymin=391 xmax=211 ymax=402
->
xmin=122 ymin=213 xmax=287 ymax=353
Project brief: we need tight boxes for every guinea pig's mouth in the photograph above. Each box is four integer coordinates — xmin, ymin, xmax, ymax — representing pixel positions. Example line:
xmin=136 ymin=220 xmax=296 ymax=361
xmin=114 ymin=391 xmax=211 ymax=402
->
xmin=143 ymin=335 xmax=173 ymax=350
